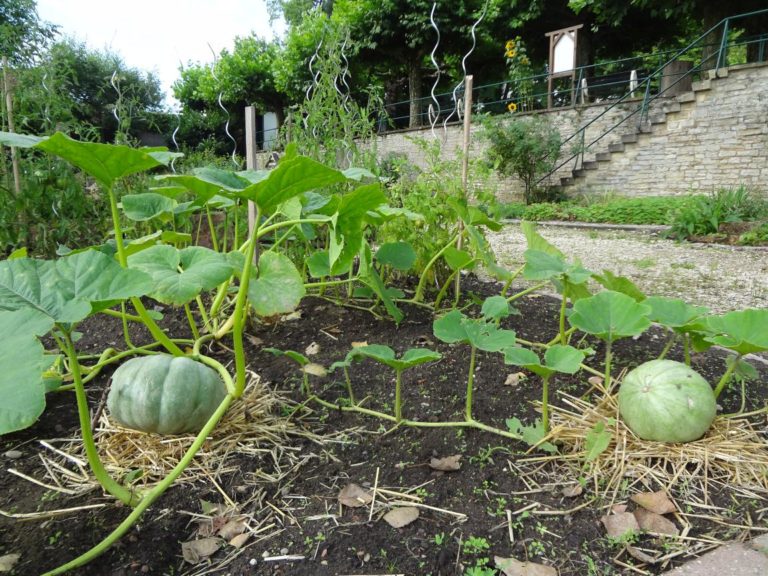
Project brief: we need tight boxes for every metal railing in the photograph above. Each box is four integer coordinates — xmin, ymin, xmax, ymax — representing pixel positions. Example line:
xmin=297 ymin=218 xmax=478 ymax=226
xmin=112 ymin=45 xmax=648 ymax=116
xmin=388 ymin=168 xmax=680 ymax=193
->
xmin=534 ymin=8 xmax=768 ymax=187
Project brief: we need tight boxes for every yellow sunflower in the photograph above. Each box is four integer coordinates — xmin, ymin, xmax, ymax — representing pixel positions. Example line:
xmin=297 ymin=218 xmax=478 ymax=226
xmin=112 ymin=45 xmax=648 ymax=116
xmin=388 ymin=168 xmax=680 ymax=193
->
xmin=505 ymin=39 xmax=515 ymax=50
xmin=507 ymin=102 xmax=517 ymax=113
xmin=505 ymin=49 xmax=517 ymax=58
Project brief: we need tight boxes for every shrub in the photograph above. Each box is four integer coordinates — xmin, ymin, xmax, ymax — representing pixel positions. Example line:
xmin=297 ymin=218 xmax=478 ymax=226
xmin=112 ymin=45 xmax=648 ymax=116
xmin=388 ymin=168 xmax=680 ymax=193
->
xmin=481 ymin=115 xmax=562 ymax=204
xmin=668 ymin=187 xmax=768 ymax=239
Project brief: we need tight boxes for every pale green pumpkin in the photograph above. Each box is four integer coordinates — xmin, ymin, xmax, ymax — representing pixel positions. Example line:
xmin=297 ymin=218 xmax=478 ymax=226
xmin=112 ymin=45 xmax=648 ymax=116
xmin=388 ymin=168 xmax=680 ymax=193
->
xmin=618 ymin=359 xmax=716 ymax=443
xmin=107 ymin=354 xmax=226 ymax=434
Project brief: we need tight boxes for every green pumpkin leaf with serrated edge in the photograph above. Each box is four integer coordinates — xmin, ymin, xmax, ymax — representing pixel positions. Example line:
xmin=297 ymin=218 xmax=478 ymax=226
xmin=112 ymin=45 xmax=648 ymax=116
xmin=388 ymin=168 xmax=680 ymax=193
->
xmin=248 ymin=252 xmax=306 ymax=317
xmin=121 ymin=193 xmax=177 ymax=221
xmin=128 ymin=245 xmax=234 ymax=306
xmin=375 ymin=242 xmax=416 ymax=271
xmin=307 ymin=250 xmax=331 ymax=278
xmin=504 ymin=344 xmax=583 ymax=377
xmin=433 ymin=310 xmax=470 ymax=344
xmin=644 ymin=296 xmax=709 ymax=329
xmin=0 ymin=251 xmax=152 ymax=322
xmin=241 ymin=155 xmax=347 ymax=213
xmin=593 ymin=270 xmax=646 ymax=302
xmin=521 ymin=221 xmax=564 ymax=258
xmin=481 ymin=296 xmax=511 ymax=321
xmin=0 ymin=132 xmax=175 ymax=189
xmin=0 ymin=309 xmax=56 ymax=434
xmin=569 ymin=291 xmax=651 ymax=342
xmin=703 ymin=309 xmax=768 ymax=355
xmin=352 ymin=344 xmax=441 ymax=371
xmin=443 ymin=246 xmax=476 ymax=271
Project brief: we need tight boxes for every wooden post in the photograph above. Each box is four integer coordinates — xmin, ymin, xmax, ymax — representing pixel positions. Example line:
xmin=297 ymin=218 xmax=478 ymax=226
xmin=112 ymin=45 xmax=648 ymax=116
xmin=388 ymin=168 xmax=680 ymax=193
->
xmin=244 ymin=106 xmax=258 ymax=261
xmin=2 ymin=57 xmax=21 ymax=198
xmin=455 ymin=75 xmax=474 ymax=304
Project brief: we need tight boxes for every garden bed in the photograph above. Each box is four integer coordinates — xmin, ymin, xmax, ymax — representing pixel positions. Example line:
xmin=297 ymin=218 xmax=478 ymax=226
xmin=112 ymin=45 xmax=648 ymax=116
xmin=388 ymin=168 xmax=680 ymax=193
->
xmin=2 ymin=278 xmax=767 ymax=576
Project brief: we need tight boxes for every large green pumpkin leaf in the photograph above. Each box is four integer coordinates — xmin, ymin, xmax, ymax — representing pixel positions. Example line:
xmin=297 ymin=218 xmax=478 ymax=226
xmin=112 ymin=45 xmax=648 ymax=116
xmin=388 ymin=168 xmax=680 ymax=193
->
xmin=521 ymin=221 xmax=564 ymax=258
xmin=569 ymin=291 xmax=651 ymax=342
xmin=503 ymin=344 xmax=583 ymax=377
xmin=0 ymin=132 xmax=177 ymax=189
xmin=330 ymin=183 xmax=387 ymax=273
xmin=155 ymin=173 xmax=234 ymax=206
xmin=121 ymin=193 xmax=177 ymax=221
xmin=0 ymin=309 xmax=55 ymax=434
xmin=37 ymin=133 xmax=171 ymax=189
xmin=433 ymin=310 xmax=469 ymax=344
xmin=248 ymin=252 xmax=306 ymax=317
xmin=128 ymin=246 xmax=234 ymax=305
xmin=593 ymin=270 xmax=646 ymax=302
xmin=375 ymin=242 xmax=416 ymax=271
xmin=703 ymin=309 xmax=768 ymax=355
xmin=242 ymin=155 xmax=347 ymax=214
xmin=0 ymin=251 xmax=152 ymax=322
xmin=644 ymin=296 xmax=709 ymax=329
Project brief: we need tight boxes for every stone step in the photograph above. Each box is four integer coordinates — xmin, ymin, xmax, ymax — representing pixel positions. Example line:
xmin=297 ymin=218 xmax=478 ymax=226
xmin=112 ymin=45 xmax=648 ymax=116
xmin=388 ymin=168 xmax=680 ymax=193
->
xmin=595 ymin=152 xmax=612 ymax=161
xmin=572 ymin=168 xmax=585 ymax=178
xmin=663 ymin=101 xmax=681 ymax=114
xmin=707 ymin=68 xmax=729 ymax=80
xmin=560 ymin=176 xmax=574 ymax=186
xmin=638 ymin=123 xmax=653 ymax=133
xmin=621 ymin=133 xmax=639 ymax=144
xmin=582 ymin=161 xmax=598 ymax=170
xmin=650 ymin=114 xmax=667 ymax=125
xmin=692 ymin=79 xmax=711 ymax=92
xmin=676 ymin=91 xmax=696 ymax=103
xmin=608 ymin=143 xmax=625 ymax=153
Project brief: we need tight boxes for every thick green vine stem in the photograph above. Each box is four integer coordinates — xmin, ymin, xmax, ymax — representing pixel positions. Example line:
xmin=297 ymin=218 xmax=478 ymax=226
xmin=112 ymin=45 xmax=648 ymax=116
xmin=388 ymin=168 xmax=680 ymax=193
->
xmin=61 ymin=331 xmax=137 ymax=507
xmin=310 ymin=396 xmax=522 ymax=441
xmin=466 ymin=345 xmax=477 ymax=421
xmin=713 ymin=354 xmax=742 ymax=399
xmin=106 ymin=186 xmax=184 ymax=357
xmin=231 ymin=207 xmax=260 ymax=397
xmin=43 ymin=394 xmax=235 ymax=576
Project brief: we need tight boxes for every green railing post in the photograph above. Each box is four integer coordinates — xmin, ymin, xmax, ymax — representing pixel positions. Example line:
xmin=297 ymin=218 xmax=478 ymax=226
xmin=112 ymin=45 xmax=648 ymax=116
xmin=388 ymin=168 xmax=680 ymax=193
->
xmin=716 ymin=19 xmax=731 ymax=71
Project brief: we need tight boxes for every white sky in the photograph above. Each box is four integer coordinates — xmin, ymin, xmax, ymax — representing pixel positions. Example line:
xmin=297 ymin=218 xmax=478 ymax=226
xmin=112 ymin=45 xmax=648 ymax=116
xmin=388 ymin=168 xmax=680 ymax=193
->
xmin=36 ymin=0 xmax=283 ymax=108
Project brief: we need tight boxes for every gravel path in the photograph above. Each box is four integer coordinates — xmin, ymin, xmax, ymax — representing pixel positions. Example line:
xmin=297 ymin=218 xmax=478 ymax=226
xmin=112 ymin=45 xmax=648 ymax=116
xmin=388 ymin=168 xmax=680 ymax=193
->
xmin=487 ymin=224 xmax=768 ymax=313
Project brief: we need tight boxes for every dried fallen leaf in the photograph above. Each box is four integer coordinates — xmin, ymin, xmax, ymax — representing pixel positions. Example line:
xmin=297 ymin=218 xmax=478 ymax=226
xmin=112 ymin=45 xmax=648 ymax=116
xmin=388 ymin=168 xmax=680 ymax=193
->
xmin=495 ymin=556 xmax=558 ymax=576
xmin=283 ymin=311 xmax=302 ymax=321
xmin=630 ymin=491 xmax=676 ymax=515
xmin=302 ymin=363 xmax=327 ymax=377
xmin=610 ymin=503 xmax=627 ymax=514
xmin=600 ymin=512 xmax=639 ymax=539
xmin=504 ymin=372 xmax=527 ymax=386
xmin=246 ymin=335 xmax=264 ymax=346
xmin=633 ymin=508 xmax=679 ymax=536
xmin=588 ymin=376 xmax=604 ymax=387
xmin=0 ymin=554 xmax=20 ymax=573
xmin=561 ymin=484 xmax=583 ymax=498
xmin=351 ymin=341 xmax=368 ymax=348
xmin=383 ymin=506 xmax=419 ymax=528
xmin=229 ymin=533 xmax=250 ymax=549
xmin=218 ymin=519 xmax=247 ymax=540
xmin=181 ymin=537 xmax=222 ymax=564
xmin=305 ymin=342 xmax=321 ymax=356
xmin=429 ymin=454 xmax=462 ymax=472
xmin=626 ymin=545 xmax=660 ymax=564
xmin=338 ymin=483 xmax=373 ymax=507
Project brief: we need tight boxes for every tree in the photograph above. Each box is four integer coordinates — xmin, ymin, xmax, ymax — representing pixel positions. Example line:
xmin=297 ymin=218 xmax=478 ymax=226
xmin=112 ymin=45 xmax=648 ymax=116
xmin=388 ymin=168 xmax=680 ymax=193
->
xmin=16 ymin=38 xmax=165 ymax=143
xmin=0 ymin=0 xmax=57 ymax=65
xmin=173 ymin=36 xmax=287 ymax=154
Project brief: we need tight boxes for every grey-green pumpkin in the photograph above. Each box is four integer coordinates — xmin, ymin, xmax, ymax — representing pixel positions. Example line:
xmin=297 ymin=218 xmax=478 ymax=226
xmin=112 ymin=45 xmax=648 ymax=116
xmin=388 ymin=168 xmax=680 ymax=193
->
xmin=107 ymin=354 xmax=226 ymax=434
xmin=618 ymin=359 xmax=716 ymax=443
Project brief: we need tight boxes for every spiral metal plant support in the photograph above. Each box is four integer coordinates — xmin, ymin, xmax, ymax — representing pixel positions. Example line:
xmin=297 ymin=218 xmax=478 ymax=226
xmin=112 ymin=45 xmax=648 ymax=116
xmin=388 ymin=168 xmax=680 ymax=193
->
xmin=337 ymin=34 xmax=356 ymax=166
xmin=208 ymin=45 xmax=239 ymax=168
xmin=305 ymin=35 xmax=324 ymax=138
xmin=110 ymin=70 xmax=124 ymax=144
xmin=170 ymin=113 xmax=181 ymax=173
xmin=443 ymin=0 xmax=489 ymax=132
xmin=428 ymin=1 xmax=442 ymax=140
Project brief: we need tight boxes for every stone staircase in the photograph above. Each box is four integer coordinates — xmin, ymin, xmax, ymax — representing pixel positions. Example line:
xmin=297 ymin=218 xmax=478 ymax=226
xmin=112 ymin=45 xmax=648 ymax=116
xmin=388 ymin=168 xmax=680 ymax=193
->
xmin=553 ymin=66 xmax=749 ymax=195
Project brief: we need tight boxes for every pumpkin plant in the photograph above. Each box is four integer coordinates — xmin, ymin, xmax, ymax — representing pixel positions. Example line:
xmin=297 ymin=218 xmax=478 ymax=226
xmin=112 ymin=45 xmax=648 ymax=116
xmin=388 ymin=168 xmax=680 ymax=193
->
xmin=503 ymin=344 xmax=585 ymax=433
xmin=568 ymin=290 xmax=652 ymax=389
xmin=0 ymin=131 xmax=394 ymax=575
xmin=344 ymin=344 xmax=442 ymax=422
